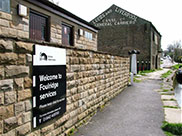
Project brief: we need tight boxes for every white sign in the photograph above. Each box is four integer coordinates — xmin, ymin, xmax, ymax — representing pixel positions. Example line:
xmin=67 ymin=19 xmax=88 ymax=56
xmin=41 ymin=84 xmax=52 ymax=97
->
xmin=33 ymin=45 xmax=66 ymax=66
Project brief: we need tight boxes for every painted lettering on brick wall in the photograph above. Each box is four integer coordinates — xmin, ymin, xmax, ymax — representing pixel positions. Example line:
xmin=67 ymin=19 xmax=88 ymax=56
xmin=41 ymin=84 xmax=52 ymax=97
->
xmin=92 ymin=6 xmax=137 ymax=27
xmin=115 ymin=7 xmax=137 ymax=21
xmin=91 ymin=9 xmax=113 ymax=24
xmin=95 ymin=18 xmax=136 ymax=27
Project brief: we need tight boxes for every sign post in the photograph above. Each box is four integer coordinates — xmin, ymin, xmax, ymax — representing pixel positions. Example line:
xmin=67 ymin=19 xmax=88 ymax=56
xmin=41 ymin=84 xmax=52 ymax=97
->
xmin=32 ymin=45 xmax=66 ymax=128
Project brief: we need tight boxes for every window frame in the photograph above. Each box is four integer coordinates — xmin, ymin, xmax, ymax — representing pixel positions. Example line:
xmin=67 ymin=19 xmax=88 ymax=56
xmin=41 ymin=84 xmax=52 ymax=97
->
xmin=62 ymin=23 xmax=74 ymax=46
xmin=154 ymin=34 xmax=158 ymax=44
xmin=84 ymin=31 xmax=93 ymax=40
xmin=29 ymin=10 xmax=50 ymax=42
xmin=152 ymin=32 xmax=155 ymax=42
xmin=0 ymin=0 xmax=10 ymax=13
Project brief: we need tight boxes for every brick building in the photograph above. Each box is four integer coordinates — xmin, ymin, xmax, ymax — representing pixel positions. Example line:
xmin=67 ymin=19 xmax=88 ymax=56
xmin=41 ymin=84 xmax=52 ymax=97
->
xmin=91 ymin=4 xmax=162 ymax=70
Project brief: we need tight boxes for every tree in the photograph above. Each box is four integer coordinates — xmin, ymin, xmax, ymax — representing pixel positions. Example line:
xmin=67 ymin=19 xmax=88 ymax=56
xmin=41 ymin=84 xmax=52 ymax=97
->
xmin=164 ymin=40 xmax=182 ymax=62
xmin=167 ymin=40 xmax=181 ymax=51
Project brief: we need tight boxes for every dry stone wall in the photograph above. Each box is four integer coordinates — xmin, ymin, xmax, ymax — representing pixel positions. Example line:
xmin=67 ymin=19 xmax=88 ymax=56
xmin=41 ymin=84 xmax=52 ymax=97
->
xmin=0 ymin=37 xmax=129 ymax=136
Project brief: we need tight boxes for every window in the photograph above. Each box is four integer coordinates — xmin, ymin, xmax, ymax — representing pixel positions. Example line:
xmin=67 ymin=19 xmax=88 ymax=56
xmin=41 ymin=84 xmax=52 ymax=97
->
xmin=152 ymin=56 xmax=155 ymax=65
xmin=0 ymin=0 xmax=10 ymax=13
xmin=84 ymin=31 xmax=93 ymax=40
xmin=29 ymin=10 xmax=49 ymax=41
xmin=62 ymin=24 xmax=73 ymax=46
xmin=154 ymin=34 xmax=158 ymax=44
xmin=144 ymin=24 xmax=147 ymax=32
xmin=152 ymin=32 xmax=155 ymax=42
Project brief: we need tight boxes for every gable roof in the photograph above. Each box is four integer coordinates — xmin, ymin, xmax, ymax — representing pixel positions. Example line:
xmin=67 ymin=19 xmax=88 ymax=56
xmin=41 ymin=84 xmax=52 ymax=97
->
xmin=25 ymin=0 xmax=99 ymax=32
xmin=91 ymin=4 xmax=161 ymax=36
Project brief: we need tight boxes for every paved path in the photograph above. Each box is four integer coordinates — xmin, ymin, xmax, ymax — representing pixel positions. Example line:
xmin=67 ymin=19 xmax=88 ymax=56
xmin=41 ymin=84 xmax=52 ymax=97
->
xmin=73 ymin=79 xmax=165 ymax=136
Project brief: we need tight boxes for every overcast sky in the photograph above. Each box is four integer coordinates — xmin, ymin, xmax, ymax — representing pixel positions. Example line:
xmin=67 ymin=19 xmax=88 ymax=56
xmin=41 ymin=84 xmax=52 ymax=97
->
xmin=52 ymin=0 xmax=182 ymax=50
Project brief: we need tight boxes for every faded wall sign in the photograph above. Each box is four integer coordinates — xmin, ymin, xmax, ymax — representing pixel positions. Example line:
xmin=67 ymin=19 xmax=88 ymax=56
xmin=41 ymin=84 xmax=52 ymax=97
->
xmin=91 ymin=6 xmax=138 ymax=27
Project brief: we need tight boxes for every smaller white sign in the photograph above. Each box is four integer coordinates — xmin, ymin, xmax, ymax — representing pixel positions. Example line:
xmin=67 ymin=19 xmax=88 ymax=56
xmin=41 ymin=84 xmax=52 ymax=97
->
xmin=18 ymin=4 xmax=27 ymax=17
xmin=33 ymin=45 xmax=66 ymax=66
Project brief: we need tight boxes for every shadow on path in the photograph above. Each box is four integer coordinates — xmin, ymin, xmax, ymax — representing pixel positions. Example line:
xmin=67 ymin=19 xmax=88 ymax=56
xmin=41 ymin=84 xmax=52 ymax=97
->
xmin=73 ymin=79 xmax=165 ymax=136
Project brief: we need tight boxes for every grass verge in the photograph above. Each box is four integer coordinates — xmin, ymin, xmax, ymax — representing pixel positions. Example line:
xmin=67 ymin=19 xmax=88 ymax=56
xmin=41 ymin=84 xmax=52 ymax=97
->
xmin=163 ymin=106 xmax=179 ymax=109
xmin=162 ymin=121 xmax=182 ymax=135
xmin=161 ymin=70 xmax=173 ymax=78
xmin=138 ymin=69 xmax=155 ymax=75
xmin=133 ymin=77 xmax=141 ymax=83
xmin=161 ymin=93 xmax=174 ymax=95
xmin=67 ymin=128 xmax=77 ymax=136
xmin=162 ymin=98 xmax=176 ymax=101
xmin=138 ymin=68 xmax=163 ymax=76
xmin=163 ymin=89 xmax=169 ymax=92
xmin=172 ymin=64 xmax=182 ymax=70
xmin=164 ymin=131 xmax=174 ymax=136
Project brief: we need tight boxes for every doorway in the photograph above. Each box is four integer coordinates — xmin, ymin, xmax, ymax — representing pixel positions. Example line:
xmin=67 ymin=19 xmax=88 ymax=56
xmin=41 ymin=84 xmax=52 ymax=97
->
xmin=155 ymin=55 xmax=158 ymax=69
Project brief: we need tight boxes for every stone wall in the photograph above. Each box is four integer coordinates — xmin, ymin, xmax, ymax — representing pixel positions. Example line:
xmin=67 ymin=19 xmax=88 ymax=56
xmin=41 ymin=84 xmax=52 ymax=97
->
xmin=0 ymin=37 xmax=129 ymax=136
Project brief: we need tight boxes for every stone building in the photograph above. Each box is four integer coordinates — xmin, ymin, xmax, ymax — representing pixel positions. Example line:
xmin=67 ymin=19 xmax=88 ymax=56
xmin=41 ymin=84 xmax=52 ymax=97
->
xmin=0 ymin=1 xmax=130 ymax=136
xmin=91 ymin=4 xmax=162 ymax=70
xmin=0 ymin=0 xmax=98 ymax=51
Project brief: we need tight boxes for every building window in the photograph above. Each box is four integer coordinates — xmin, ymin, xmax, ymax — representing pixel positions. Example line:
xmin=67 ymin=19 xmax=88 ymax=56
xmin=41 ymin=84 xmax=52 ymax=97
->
xmin=152 ymin=56 xmax=155 ymax=65
xmin=144 ymin=24 xmax=147 ymax=32
xmin=154 ymin=34 xmax=158 ymax=44
xmin=84 ymin=31 xmax=93 ymax=40
xmin=29 ymin=10 xmax=49 ymax=41
xmin=152 ymin=32 xmax=155 ymax=42
xmin=0 ymin=0 xmax=10 ymax=13
xmin=62 ymin=24 xmax=73 ymax=46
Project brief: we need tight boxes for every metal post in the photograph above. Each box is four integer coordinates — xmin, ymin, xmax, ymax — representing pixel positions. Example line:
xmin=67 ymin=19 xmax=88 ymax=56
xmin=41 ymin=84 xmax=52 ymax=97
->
xmin=131 ymin=54 xmax=137 ymax=75
xmin=128 ymin=50 xmax=140 ymax=86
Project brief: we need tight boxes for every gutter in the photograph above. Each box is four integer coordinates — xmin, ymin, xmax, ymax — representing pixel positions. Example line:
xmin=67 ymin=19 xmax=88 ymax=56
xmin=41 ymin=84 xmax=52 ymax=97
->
xmin=25 ymin=0 xmax=99 ymax=33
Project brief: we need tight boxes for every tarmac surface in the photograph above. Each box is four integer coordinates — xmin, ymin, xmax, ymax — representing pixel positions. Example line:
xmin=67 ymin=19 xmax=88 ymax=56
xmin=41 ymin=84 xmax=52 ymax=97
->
xmin=73 ymin=79 xmax=165 ymax=136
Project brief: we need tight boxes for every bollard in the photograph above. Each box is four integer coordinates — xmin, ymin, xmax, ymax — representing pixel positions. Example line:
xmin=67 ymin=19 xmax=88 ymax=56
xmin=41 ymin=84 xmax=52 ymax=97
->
xmin=128 ymin=50 xmax=140 ymax=75
xmin=131 ymin=54 xmax=137 ymax=74
xmin=128 ymin=50 xmax=140 ymax=86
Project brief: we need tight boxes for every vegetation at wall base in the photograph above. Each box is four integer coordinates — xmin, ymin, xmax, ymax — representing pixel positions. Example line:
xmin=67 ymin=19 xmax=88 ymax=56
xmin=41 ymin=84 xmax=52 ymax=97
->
xmin=135 ymin=75 xmax=142 ymax=78
xmin=162 ymin=98 xmax=176 ymax=101
xmin=164 ymin=131 xmax=175 ymax=136
xmin=163 ymin=106 xmax=179 ymax=109
xmin=138 ymin=69 xmax=155 ymax=75
xmin=158 ymin=68 xmax=164 ymax=70
xmin=161 ymin=70 xmax=173 ymax=78
xmin=161 ymin=93 xmax=174 ymax=95
xmin=67 ymin=128 xmax=77 ymax=136
xmin=163 ymin=89 xmax=169 ymax=92
xmin=133 ymin=77 xmax=141 ymax=83
xmin=162 ymin=121 xmax=182 ymax=135
xmin=137 ymin=71 xmax=147 ymax=76
xmin=138 ymin=68 xmax=163 ymax=76
xmin=172 ymin=64 xmax=182 ymax=70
